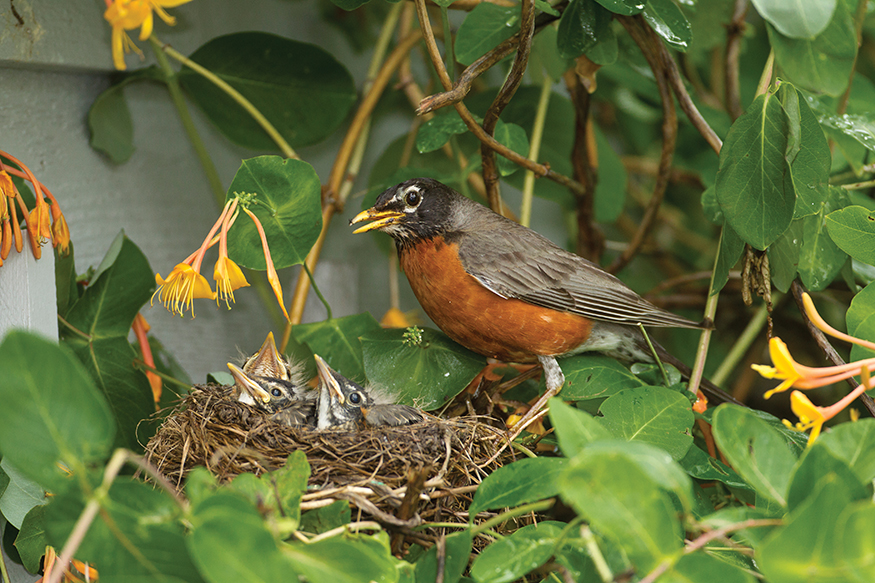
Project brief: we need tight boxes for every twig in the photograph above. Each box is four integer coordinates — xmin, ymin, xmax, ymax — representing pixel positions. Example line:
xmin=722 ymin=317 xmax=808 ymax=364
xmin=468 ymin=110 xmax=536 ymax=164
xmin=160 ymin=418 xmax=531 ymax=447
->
xmin=436 ymin=533 xmax=447 ymax=583
xmin=520 ymin=70 xmax=552 ymax=227
xmin=480 ymin=0 xmax=537 ymax=213
xmin=392 ymin=466 xmax=432 ymax=554
xmin=790 ymin=281 xmax=875 ymax=417
xmin=609 ymin=17 xmax=677 ymax=274
xmin=724 ymin=0 xmax=748 ymax=121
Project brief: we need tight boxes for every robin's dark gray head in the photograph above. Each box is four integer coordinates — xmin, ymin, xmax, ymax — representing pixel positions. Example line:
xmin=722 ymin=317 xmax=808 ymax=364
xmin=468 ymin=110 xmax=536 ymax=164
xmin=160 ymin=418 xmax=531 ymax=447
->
xmin=228 ymin=362 xmax=302 ymax=414
xmin=350 ymin=178 xmax=464 ymax=249
xmin=314 ymin=355 xmax=372 ymax=429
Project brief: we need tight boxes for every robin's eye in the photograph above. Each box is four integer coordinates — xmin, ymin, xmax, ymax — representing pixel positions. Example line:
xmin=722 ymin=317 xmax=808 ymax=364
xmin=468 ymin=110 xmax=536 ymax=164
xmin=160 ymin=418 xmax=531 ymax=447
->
xmin=271 ymin=388 xmax=282 ymax=397
xmin=405 ymin=190 xmax=421 ymax=207
xmin=349 ymin=392 xmax=362 ymax=405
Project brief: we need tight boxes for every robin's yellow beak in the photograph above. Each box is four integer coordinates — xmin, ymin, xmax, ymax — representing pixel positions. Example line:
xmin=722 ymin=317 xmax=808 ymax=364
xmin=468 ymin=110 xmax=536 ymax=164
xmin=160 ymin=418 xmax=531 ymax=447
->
xmin=350 ymin=207 xmax=405 ymax=234
xmin=313 ymin=355 xmax=345 ymax=404
xmin=227 ymin=362 xmax=271 ymax=404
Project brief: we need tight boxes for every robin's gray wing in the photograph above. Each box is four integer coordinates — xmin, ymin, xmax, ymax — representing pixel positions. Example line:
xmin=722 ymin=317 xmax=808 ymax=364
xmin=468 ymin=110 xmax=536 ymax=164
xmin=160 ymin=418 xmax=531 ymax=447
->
xmin=454 ymin=214 xmax=705 ymax=329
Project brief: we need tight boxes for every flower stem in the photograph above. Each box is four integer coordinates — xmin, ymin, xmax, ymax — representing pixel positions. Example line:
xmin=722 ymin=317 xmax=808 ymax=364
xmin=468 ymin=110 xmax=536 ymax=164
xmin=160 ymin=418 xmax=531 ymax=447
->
xmin=302 ymin=262 xmax=332 ymax=320
xmin=470 ymin=499 xmax=554 ymax=535
xmin=149 ymin=36 xmax=225 ymax=208
xmin=152 ymin=35 xmax=298 ymax=160
xmin=520 ymin=72 xmax=552 ymax=227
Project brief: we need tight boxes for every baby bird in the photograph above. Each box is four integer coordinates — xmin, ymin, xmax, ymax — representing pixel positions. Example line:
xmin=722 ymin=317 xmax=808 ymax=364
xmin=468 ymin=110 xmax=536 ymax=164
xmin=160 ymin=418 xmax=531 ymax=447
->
xmin=314 ymin=355 xmax=425 ymax=430
xmin=238 ymin=331 xmax=313 ymax=402
xmin=227 ymin=362 xmax=316 ymax=427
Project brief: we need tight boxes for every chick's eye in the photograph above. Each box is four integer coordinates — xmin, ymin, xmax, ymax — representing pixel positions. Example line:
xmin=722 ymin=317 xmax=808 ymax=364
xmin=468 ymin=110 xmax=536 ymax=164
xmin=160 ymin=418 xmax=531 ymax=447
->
xmin=349 ymin=392 xmax=362 ymax=405
xmin=405 ymin=190 xmax=421 ymax=207
xmin=271 ymin=388 xmax=282 ymax=397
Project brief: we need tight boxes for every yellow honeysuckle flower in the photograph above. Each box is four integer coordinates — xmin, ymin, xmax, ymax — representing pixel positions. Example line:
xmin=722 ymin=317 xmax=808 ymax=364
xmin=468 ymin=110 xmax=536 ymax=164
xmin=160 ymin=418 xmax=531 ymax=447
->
xmin=214 ymin=256 xmax=249 ymax=308
xmin=786 ymin=391 xmax=825 ymax=444
xmin=0 ymin=170 xmax=14 ymax=198
xmin=28 ymin=203 xmax=52 ymax=245
xmin=51 ymin=210 xmax=71 ymax=255
xmin=103 ymin=0 xmax=192 ymax=70
xmin=152 ymin=263 xmax=216 ymax=317
xmin=752 ymin=337 xmax=802 ymax=398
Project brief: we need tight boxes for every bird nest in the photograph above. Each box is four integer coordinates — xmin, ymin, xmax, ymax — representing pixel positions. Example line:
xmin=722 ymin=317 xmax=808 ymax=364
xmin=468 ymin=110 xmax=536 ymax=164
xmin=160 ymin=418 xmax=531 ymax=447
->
xmin=145 ymin=384 xmax=529 ymax=547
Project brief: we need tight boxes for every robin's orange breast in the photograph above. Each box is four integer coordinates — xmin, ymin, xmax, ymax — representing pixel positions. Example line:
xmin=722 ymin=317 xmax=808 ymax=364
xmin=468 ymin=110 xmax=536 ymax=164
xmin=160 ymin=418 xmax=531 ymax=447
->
xmin=399 ymin=236 xmax=593 ymax=363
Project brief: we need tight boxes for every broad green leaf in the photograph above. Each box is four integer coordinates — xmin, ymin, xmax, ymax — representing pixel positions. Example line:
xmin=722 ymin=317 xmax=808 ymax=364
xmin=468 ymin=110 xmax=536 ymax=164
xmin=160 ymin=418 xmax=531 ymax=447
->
xmin=0 ymin=459 xmax=46 ymax=529
xmin=751 ymin=0 xmax=836 ymax=38
xmin=559 ymin=443 xmax=684 ymax=571
xmin=758 ymin=474 xmax=856 ymax=583
xmin=0 ymin=331 xmax=114 ymax=490
xmin=778 ymin=84 xmax=830 ymax=219
xmin=414 ymin=530 xmax=472 ymax=583
xmin=715 ymin=91 xmax=795 ymax=250
xmin=548 ymin=398 xmax=611 ymax=458
xmin=469 ymin=458 xmax=566 ymax=516
xmin=178 ymin=33 xmax=356 ymax=149
xmin=557 ymin=0 xmax=613 ymax=59
xmin=470 ymin=522 xmax=563 ymax=583
xmin=826 ymin=205 xmax=875 ymax=265
xmin=61 ymin=232 xmax=156 ymax=450
xmin=300 ymin=501 xmax=351 ymax=535
xmin=55 ymin=242 xmax=79 ymax=318
xmin=48 ymin=477 xmax=204 ymax=582
xmin=768 ymin=219 xmax=804 ymax=292
xmin=598 ymin=386 xmax=694 ymax=460
xmin=847 ymin=281 xmax=875 ymax=362
xmin=679 ymin=445 xmax=752 ymax=492
xmin=225 ymin=156 xmax=322 ymax=270
xmin=225 ymin=452 xmax=309 ymax=526
xmin=454 ymin=4 xmax=519 ymax=66
xmin=494 ymin=120 xmax=529 ymax=176
xmin=838 ymin=501 xmax=875 ymax=582
xmin=360 ymin=326 xmax=486 ymax=410
xmin=529 ymin=25 xmax=572 ymax=79
xmin=700 ymin=506 xmax=779 ymax=547
xmin=559 ymin=354 xmax=646 ymax=400
xmin=594 ymin=0 xmax=645 ymax=15
xmin=416 ymin=111 xmax=468 ymax=153
xmin=798 ymin=194 xmax=849 ymax=291
xmin=593 ymin=125 xmax=627 ymax=222
xmin=713 ymin=224 xmax=745 ymax=294
xmin=664 ymin=552 xmax=756 ymax=583
xmin=786 ymin=443 xmax=868 ymax=510
xmin=643 ymin=0 xmax=692 ymax=52
xmin=188 ymin=492 xmax=291 ymax=582
xmin=767 ymin=1 xmax=857 ymax=97
xmin=712 ymin=405 xmax=798 ymax=507
xmin=328 ymin=0 xmax=371 ymax=10
xmin=293 ymin=312 xmax=382 ymax=383
xmin=818 ymin=418 xmax=875 ymax=483
xmin=15 ymin=504 xmax=46 ymax=574
xmin=284 ymin=535 xmax=397 ymax=583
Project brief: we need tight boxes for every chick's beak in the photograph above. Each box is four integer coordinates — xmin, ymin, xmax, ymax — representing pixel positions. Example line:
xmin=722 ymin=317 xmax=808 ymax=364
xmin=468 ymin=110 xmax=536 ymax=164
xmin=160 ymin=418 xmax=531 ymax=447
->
xmin=227 ymin=362 xmax=270 ymax=404
xmin=247 ymin=331 xmax=285 ymax=378
xmin=314 ymin=355 xmax=345 ymax=405
xmin=349 ymin=207 xmax=405 ymax=234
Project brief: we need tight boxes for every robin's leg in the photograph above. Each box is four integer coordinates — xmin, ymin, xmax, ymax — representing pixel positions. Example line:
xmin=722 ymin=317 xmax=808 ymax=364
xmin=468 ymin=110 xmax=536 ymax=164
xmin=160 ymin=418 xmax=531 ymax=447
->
xmin=505 ymin=355 xmax=564 ymax=439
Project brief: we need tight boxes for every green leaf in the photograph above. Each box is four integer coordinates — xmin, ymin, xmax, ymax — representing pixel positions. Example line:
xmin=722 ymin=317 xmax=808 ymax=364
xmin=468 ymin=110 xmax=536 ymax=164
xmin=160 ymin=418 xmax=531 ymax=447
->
xmin=15 ymin=504 xmax=47 ymax=574
xmin=328 ymin=0 xmax=371 ymax=10
xmin=48 ymin=477 xmax=204 ymax=582
xmin=594 ymin=125 xmax=627 ymax=222
xmin=188 ymin=492 xmax=292 ymax=582
xmin=798 ymin=190 xmax=850 ymax=291
xmin=818 ymin=418 xmax=875 ymax=484
xmin=786 ymin=443 xmax=868 ymax=510
xmin=767 ymin=1 xmax=857 ymax=97
xmin=557 ymin=0 xmax=613 ymax=59
xmin=715 ymin=91 xmax=795 ymax=250
xmin=494 ymin=120 xmax=529 ymax=176
xmin=598 ymin=386 xmax=694 ymax=460
xmin=751 ymin=0 xmax=836 ymax=38
xmin=559 ymin=354 xmax=646 ymax=400
xmin=469 ymin=458 xmax=567 ymax=516
xmin=594 ymin=0 xmax=645 ymax=15
xmin=360 ymin=326 xmax=486 ymax=410
xmin=847 ymin=280 xmax=875 ymax=362
xmin=416 ymin=111 xmax=468 ymax=154
xmin=826 ymin=205 xmax=875 ymax=266
xmin=293 ymin=312 xmax=382 ymax=383
xmin=559 ymin=443 xmax=685 ymax=571
xmin=0 ymin=459 xmax=46 ymax=529
xmin=529 ymin=25 xmax=572 ymax=79
xmin=225 ymin=156 xmax=322 ymax=270
xmin=470 ymin=522 xmax=563 ymax=583
xmin=225 ymin=452 xmax=310 ymax=526
xmin=643 ymin=0 xmax=692 ymax=52
xmin=768 ymin=219 xmax=804 ymax=292
xmin=713 ymin=224 xmax=745 ymax=293
xmin=838 ymin=501 xmax=875 ymax=582
xmin=679 ymin=445 xmax=753 ymax=492
xmin=664 ymin=552 xmax=757 ymax=583
xmin=61 ymin=232 xmax=156 ymax=450
xmin=779 ymin=84 xmax=831 ymax=219
xmin=285 ymin=535 xmax=398 ymax=583
xmin=712 ymin=405 xmax=799 ymax=507
xmin=414 ymin=530 xmax=472 ymax=583
xmin=55 ymin=242 xmax=79 ymax=319
xmin=534 ymin=0 xmax=560 ymax=16
xmin=0 ymin=331 xmax=114 ymax=490
xmin=300 ymin=501 xmax=351 ymax=535
xmin=178 ymin=32 xmax=356 ymax=149
xmin=454 ymin=4 xmax=519 ymax=66
xmin=548 ymin=398 xmax=611 ymax=458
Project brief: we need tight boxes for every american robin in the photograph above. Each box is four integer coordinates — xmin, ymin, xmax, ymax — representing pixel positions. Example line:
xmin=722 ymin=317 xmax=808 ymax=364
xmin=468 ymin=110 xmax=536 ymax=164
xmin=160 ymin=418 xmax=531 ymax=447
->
xmin=227 ymin=362 xmax=316 ymax=427
xmin=350 ymin=178 xmax=738 ymax=423
xmin=314 ymin=355 xmax=425 ymax=430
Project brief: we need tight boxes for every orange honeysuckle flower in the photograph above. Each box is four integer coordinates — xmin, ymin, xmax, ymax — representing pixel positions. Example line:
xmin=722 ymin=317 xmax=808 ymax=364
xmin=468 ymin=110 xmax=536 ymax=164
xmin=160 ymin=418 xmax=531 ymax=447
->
xmin=152 ymin=263 xmax=216 ymax=316
xmin=51 ymin=210 xmax=71 ymax=255
xmin=241 ymin=205 xmax=289 ymax=321
xmin=103 ymin=0 xmax=193 ymax=70
xmin=0 ymin=169 xmax=14 ymax=197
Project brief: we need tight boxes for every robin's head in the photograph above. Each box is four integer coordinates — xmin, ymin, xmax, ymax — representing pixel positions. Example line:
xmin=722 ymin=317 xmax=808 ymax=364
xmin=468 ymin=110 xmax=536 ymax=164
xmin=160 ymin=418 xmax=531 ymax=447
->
xmin=350 ymin=178 xmax=461 ymax=246
xmin=227 ymin=362 xmax=300 ymax=414
xmin=313 ymin=354 xmax=373 ymax=429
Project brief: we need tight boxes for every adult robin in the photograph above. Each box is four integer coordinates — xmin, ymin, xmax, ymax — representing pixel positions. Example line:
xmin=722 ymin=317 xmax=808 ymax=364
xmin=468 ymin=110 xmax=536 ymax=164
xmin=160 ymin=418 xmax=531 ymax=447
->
xmin=227 ymin=362 xmax=316 ymax=427
xmin=350 ymin=178 xmax=738 ymax=426
xmin=314 ymin=355 xmax=425 ymax=430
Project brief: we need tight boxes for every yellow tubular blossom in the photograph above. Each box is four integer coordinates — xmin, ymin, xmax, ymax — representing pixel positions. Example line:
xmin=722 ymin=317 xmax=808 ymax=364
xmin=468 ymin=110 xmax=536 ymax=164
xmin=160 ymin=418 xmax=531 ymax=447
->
xmin=152 ymin=263 xmax=217 ymax=317
xmin=214 ymin=256 xmax=249 ymax=308
xmin=103 ymin=0 xmax=193 ymax=70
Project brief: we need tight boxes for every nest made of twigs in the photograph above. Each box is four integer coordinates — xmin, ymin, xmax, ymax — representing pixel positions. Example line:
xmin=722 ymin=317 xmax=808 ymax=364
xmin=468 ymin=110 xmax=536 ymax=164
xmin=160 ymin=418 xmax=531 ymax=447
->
xmin=145 ymin=384 xmax=527 ymax=542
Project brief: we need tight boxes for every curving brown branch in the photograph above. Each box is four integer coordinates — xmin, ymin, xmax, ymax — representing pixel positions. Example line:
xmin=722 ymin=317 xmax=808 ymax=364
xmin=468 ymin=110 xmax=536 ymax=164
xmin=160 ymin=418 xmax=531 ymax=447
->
xmin=609 ymin=16 xmax=677 ymax=274
xmin=791 ymin=281 xmax=875 ymax=417
xmin=481 ymin=0 xmax=536 ymax=213
xmin=724 ymin=0 xmax=748 ymax=121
